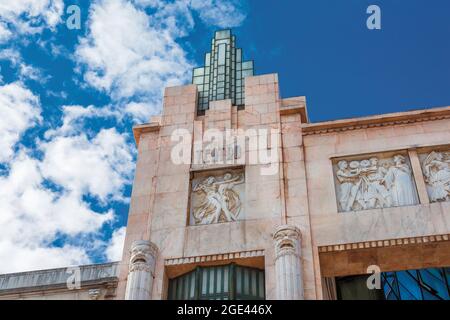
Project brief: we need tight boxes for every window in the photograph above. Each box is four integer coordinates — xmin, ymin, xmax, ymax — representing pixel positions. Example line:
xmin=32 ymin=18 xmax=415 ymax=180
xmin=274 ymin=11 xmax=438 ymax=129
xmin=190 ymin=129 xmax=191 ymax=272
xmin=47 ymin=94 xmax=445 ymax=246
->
xmin=168 ymin=264 xmax=265 ymax=300
xmin=336 ymin=267 xmax=450 ymax=300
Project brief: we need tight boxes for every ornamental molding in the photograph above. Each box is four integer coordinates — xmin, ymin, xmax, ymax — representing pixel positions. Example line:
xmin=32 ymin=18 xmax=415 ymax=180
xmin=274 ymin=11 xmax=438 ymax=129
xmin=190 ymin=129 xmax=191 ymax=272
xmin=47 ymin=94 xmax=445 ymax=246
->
xmin=129 ymin=263 xmax=154 ymax=274
xmin=273 ymin=225 xmax=301 ymax=259
xmin=318 ymin=234 xmax=450 ymax=253
xmin=301 ymin=106 xmax=450 ymax=136
xmin=165 ymin=249 xmax=264 ymax=266
xmin=128 ymin=240 xmax=158 ymax=273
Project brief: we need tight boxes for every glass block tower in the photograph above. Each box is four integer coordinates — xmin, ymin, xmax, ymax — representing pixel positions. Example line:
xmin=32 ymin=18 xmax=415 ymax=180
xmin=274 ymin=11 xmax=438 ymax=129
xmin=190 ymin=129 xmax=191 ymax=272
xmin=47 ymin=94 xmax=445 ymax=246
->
xmin=192 ymin=29 xmax=254 ymax=114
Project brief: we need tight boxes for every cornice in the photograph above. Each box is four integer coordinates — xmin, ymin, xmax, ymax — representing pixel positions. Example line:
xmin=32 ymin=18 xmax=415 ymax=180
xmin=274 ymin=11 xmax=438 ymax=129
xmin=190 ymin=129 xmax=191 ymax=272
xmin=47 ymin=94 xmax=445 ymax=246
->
xmin=302 ymin=106 xmax=450 ymax=136
xmin=132 ymin=122 xmax=161 ymax=146
xmin=318 ymin=234 xmax=450 ymax=253
xmin=165 ymin=249 xmax=265 ymax=266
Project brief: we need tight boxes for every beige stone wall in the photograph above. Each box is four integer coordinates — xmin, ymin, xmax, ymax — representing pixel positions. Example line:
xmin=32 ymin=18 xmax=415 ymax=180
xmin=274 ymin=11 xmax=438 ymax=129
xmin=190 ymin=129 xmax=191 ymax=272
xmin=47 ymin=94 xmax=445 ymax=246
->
xmin=303 ymin=116 xmax=450 ymax=294
xmin=118 ymin=74 xmax=320 ymax=299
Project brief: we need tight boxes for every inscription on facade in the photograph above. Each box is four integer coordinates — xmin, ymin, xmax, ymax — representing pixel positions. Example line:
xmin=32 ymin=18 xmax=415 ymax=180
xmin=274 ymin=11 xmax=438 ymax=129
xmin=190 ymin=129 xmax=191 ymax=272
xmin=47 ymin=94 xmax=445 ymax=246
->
xmin=334 ymin=154 xmax=419 ymax=212
xmin=190 ymin=169 xmax=245 ymax=225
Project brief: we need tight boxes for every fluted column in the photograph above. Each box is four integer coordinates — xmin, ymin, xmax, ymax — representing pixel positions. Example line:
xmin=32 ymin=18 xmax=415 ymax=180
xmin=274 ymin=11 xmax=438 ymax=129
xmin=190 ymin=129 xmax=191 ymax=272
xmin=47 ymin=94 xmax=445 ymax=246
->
xmin=273 ymin=225 xmax=303 ymax=300
xmin=125 ymin=240 xmax=158 ymax=300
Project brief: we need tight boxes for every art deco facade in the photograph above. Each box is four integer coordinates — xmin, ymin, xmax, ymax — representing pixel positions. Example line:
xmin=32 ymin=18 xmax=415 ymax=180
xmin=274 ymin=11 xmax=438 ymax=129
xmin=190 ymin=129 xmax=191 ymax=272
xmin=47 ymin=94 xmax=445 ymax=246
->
xmin=1 ymin=30 xmax=449 ymax=300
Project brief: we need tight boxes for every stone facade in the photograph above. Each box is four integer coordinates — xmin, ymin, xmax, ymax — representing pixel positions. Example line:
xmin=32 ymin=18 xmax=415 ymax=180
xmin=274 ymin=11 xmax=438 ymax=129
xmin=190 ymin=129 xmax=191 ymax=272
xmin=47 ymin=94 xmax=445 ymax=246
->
xmin=116 ymin=73 xmax=450 ymax=300
xmin=0 ymin=73 xmax=449 ymax=300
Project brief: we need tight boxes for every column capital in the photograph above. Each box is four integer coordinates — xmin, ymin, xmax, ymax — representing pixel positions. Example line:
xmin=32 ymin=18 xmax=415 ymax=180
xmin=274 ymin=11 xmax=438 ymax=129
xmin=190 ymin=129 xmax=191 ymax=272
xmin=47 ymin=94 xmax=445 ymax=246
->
xmin=273 ymin=225 xmax=301 ymax=258
xmin=129 ymin=240 xmax=158 ymax=264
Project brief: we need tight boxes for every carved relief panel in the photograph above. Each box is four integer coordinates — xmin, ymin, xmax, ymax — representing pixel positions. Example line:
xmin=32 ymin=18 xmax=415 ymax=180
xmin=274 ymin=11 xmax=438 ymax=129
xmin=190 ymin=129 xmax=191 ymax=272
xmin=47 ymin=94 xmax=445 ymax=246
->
xmin=419 ymin=149 xmax=450 ymax=203
xmin=333 ymin=152 xmax=419 ymax=212
xmin=189 ymin=168 xmax=245 ymax=225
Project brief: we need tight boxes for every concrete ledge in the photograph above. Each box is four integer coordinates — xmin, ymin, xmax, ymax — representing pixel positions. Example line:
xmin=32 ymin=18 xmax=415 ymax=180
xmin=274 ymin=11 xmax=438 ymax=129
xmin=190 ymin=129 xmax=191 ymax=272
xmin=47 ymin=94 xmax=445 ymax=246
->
xmin=302 ymin=105 xmax=450 ymax=135
xmin=133 ymin=122 xmax=161 ymax=145
xmin=0 ymin=262 xmax=119 ymax=295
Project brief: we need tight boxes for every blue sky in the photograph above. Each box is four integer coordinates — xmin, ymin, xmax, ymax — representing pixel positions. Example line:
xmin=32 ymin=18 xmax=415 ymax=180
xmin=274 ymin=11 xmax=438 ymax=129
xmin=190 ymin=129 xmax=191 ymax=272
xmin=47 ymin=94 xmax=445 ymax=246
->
xmin=0 ymin=0 xmax=449 ymax=273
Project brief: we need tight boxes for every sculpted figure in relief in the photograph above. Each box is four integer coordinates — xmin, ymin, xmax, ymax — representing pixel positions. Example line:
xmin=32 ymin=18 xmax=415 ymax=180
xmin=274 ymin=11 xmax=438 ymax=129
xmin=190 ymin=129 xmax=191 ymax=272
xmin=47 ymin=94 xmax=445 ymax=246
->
xmin=192 ymin=172 xmax=244 ymax=224
xmin=384 ymin=155 xmax=418 ymax=207
xmin=336 ymin=154 xmax=417 ymax=212
xmin=422 ymin=151 xmax=450 ymax=202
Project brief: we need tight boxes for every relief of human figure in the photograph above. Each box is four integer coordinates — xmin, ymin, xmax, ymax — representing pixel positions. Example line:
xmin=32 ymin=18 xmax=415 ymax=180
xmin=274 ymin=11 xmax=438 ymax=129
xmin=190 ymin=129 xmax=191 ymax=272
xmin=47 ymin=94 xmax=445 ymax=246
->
xmin=384 ymin=155 xmax=418 ymax=206
xmin=217 ymin=173 xmax=244 ymax=221
xmin=348 ymin=160 xmax=368 ymax=210
xmin=336 ymin=160 xmax=360 ymax=211
xmin=422 ymin=151 xmax=450 ymax=202
xmin=336 ymin=155 xmax=417 ymax=211
xmin=364 ymin=157 xmax=392 ymax=209
xmin=192 ymin=176 xmax=222 ymax=224
xmin=192 ymin=173 xmax=244 ymax=224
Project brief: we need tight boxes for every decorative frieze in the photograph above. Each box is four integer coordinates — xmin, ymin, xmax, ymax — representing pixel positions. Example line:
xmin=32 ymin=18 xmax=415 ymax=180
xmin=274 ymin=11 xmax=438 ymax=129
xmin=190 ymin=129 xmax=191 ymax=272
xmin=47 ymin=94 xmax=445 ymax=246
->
xmin=125 ymin=240 xmax=158 ymax=300
xmin=420 ymin=150 xmax=450 ymax=203
xmin=165 ymin=249 xmax=265 ymax=266
xmin=190 ymin=169 xmax=245 ymax=225
xmin=301 ymin=107 xmax=450 ymax=136
xmin=334 ymin=153 xmax=419 ymax=212
xmin=318 ymin=234 xmax=450 ymax=253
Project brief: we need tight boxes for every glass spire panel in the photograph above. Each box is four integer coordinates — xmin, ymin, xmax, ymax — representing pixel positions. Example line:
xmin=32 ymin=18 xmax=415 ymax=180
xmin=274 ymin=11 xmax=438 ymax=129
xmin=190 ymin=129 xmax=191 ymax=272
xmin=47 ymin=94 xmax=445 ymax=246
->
xmin=192 ymin=29 xmax=254 ymax=114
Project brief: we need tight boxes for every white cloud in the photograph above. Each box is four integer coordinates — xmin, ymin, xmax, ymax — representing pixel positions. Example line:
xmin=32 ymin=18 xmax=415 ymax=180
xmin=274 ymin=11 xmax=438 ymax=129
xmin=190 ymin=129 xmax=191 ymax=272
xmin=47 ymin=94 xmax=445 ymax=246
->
xmin=0 ymin=49 xmax=49 ymax=83
xmin=124 ymin=101 xmax=158 ymax=123
xmin=191 ymin=0 xmax=247 ymax=28
xmin=134 ymin=0 xmax=246 ymax=29
xmin=0 ymin=243 xmax=90 ymax=273
xmin=106 ymin=226 xmax=126 ymax=261
xmin=0 ymin=99 xmax=134 ymax=272
xmin=0 ymin=126 xmax=133 ymax=272
xmin=75 ymin=0 xmax=192 ymax=102
xmin=0 ymin=151 xmax=113 ymax=273
xmin=40 ymin=128 xmax=134 ymax=203
xmin=0 ymin=22 xmax=11 ymax=43
xmin=44 ymin=104 xmax=119 ymax=138
xmin=0 ymin=0 xmax=64 ymax=43
xmin=0 ymin=82 xmax=42 ymax=163
xmin=75 ymin=0 xmax=247 ymax=122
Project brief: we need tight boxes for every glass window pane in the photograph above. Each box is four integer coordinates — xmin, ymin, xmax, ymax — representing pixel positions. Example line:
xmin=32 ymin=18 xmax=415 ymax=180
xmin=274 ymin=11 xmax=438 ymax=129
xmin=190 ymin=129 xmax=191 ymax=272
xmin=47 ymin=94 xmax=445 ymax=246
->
xmin=193 ymin=76 xmax=204 ymax=84
xmin=217 ymin=267 xmax=222 ymax=293
xmin=236 ymin=48 xmax=242 ymax=62
xmin=190 ymin=272 xmax=196 ymax=299
xmin=236 ymin=267 xmax=242 ymax=294
xmin=218 ymin=44 xmax=226 ymax=65
xmin=258 ymin=272 xmax=264 ymax=298
xmin=176 ymin=277 xmax=183 ymax=300
xmin=224 ymin=267 xmax=229 ymax=293
xmin=252 ymin=270 xmax=257 ymax=296
xmin=242 ymin=70 xmax=253 ymax=78
xmin=209 ymin=268 xmax=215 ymax=294
xmin=193 ymin=68 xmax=204 ymax=76
xmin=202 ymin=269 xmax=207 ymax=294
xmin=242 ymin=61 xmax=253 ymax=69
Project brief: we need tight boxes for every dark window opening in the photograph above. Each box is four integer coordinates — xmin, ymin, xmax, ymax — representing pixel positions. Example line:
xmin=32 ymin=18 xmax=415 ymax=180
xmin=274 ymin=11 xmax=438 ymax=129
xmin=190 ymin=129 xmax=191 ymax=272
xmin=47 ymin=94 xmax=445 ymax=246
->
xmin=168 ymin=264 xmax=265 ymax=300
xmin=336 ymin=267 xmax=450 ymax=300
